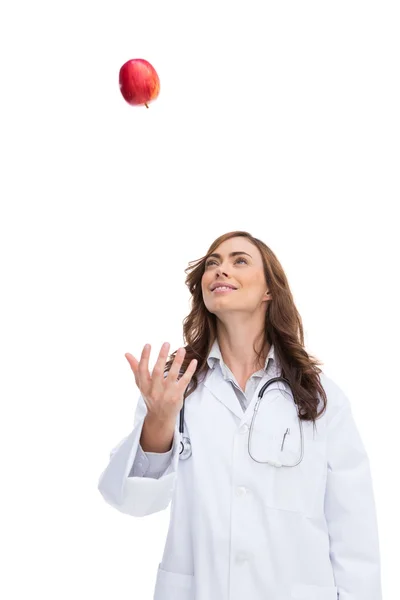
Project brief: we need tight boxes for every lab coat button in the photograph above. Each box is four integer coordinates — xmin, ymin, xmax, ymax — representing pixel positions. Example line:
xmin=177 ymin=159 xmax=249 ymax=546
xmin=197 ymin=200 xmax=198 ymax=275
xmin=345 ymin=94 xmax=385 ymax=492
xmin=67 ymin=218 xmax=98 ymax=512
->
xmin=236 ymin=486 xmax=247 ymax=496
xmin=239 ymin=424 xmax=248 ymax=434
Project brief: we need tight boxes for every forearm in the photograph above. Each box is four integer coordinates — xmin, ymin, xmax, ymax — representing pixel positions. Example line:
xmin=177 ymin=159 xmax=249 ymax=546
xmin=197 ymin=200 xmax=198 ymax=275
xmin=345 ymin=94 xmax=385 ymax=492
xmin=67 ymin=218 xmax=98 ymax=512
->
xmin=140 ymin=414 xmax=176 ymax=453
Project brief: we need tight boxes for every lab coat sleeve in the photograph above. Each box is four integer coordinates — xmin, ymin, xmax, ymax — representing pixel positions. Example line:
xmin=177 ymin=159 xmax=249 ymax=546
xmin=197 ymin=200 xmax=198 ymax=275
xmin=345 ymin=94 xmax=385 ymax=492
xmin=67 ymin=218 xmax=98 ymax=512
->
xmin=324 ymin=387 xmax=382 ymax=600
xmin=128 ymin=442 xmax=174 ymax=478
xmin=97 ymin=393 xmax=181 ymax=517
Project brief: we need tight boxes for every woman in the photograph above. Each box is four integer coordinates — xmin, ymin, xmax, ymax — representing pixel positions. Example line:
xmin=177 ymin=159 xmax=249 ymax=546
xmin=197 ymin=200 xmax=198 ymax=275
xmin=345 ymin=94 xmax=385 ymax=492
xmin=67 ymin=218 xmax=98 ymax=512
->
xmin=98 ymin=230 xmax=382 ymax=600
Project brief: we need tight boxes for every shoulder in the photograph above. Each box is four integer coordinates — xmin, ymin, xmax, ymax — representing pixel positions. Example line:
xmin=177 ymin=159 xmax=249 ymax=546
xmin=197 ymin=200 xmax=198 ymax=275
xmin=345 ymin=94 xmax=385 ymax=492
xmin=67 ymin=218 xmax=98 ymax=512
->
xmin=318 ymin=370 xmax=351 ymax=424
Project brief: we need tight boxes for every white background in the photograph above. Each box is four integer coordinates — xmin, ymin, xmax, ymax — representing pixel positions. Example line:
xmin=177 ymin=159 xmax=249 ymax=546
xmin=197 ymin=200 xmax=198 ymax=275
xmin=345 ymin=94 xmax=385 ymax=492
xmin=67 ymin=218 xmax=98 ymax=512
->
xmin=1 ymin=1 xmax=398 ymax=598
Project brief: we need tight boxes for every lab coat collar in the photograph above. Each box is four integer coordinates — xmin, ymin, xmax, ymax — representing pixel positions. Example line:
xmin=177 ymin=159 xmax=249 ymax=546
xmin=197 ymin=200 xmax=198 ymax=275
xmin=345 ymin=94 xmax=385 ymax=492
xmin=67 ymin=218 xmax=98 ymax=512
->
xmin=203 ymin=338 xmax=282 ymax=425
xmin=206 ymin=337 xmax=276 ymax=372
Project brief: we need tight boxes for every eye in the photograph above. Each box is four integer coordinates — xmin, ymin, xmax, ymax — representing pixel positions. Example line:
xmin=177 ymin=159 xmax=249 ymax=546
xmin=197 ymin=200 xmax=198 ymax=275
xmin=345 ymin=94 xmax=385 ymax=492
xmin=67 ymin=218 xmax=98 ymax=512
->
xmin=205 ymin=257 xmax=248 ymax=267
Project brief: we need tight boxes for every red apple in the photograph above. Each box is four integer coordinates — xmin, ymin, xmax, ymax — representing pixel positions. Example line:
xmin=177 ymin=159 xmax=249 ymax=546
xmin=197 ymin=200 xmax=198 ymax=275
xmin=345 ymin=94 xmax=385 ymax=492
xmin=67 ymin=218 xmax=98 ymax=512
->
xmin=119 ymin=59 xmax=160 ymax=108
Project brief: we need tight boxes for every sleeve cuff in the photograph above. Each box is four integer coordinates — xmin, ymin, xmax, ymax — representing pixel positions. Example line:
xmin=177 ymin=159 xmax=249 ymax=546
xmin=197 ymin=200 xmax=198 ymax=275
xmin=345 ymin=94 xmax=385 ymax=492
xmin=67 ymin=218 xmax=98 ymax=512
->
xmin=128 ymin=442 xmax=175 ymax=478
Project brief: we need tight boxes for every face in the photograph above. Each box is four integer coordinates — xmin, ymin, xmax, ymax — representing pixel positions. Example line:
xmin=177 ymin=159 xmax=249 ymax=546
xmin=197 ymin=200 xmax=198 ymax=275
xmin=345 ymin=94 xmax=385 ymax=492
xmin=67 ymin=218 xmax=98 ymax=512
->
xmin=201 ymin=237 xmax=271 ymax=316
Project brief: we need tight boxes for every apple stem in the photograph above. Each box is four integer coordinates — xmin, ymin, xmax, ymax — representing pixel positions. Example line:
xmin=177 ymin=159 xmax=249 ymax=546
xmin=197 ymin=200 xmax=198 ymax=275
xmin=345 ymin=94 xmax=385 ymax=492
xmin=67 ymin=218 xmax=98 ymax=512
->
xmin=145 ymin=103 xmax=149 ymax=109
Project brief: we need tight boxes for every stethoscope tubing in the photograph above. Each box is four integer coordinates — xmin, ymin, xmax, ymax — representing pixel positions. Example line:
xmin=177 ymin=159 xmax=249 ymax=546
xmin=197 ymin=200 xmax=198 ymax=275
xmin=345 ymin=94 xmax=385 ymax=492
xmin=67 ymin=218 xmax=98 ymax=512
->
xmin=247 ymin=376 xmax=304 ymax=467
xmin=179 ymin=375 xmax=304 ymax=467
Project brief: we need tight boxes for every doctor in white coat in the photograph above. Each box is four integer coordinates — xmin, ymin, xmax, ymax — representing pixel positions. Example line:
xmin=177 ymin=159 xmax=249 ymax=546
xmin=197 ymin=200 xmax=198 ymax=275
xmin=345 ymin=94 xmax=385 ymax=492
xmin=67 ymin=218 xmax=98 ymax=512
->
xmin=98 ymin=231 xmax=382 ymax=600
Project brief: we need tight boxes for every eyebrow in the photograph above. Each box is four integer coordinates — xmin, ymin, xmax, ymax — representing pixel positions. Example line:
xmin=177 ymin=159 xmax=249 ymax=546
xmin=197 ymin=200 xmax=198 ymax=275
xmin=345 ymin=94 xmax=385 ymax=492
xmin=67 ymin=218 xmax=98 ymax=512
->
xmin=207 ymin=251 xmax=252 ymax=260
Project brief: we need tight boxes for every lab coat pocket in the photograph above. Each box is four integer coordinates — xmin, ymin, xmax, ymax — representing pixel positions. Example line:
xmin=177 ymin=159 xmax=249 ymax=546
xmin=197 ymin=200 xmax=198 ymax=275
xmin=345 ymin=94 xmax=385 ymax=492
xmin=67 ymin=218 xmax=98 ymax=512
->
xmin=263 ymin=436 xmax=327 ymax=518
xmin=154 ymin=564 xmax=194 ymax=600
xmin=291 ymin=582 xmax=338 ymax=599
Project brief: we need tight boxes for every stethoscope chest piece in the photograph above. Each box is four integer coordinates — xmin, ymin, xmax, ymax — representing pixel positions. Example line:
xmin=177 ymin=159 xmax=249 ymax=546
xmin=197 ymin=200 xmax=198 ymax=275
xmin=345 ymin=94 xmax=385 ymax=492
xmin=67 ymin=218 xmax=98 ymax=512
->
xmin=179 ymin=436 xmax=192 ymax=460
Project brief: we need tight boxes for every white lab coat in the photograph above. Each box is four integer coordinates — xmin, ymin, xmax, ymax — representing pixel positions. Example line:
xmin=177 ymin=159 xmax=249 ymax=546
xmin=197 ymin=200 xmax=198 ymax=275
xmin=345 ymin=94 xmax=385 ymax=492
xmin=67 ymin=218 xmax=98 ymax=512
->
xmin=98 ymin=361 xmax=382 ymax=600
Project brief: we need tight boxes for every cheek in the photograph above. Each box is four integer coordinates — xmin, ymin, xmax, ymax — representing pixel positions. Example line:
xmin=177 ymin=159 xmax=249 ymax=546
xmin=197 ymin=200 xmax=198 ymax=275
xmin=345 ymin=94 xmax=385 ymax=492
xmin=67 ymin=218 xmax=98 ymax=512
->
xmin=201 ymin=273 xmax=210 ymax=288
xmin=200 ymin=279 xmax=207 ymax=296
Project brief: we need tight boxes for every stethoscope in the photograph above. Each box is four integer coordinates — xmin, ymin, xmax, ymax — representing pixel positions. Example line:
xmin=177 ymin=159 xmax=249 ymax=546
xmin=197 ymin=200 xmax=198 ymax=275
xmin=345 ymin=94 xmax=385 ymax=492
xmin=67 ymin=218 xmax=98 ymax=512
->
xmin=179 ymin=375 xmax=304 ymax=468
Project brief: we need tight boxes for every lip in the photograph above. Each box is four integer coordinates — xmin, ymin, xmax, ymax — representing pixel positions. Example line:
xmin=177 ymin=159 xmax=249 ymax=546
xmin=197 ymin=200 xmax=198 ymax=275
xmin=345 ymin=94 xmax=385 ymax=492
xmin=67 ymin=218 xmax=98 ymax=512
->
xmin=212 ymin=287 xmax=237 ymax=294
xmin=210 ymin=282 xmax=238 ymax=291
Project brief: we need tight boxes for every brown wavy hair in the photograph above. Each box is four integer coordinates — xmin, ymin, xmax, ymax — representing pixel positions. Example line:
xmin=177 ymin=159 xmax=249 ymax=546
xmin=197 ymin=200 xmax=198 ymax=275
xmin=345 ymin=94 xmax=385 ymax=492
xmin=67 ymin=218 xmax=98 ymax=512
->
xmin=164 ymin=230 xmax=327 ymax=428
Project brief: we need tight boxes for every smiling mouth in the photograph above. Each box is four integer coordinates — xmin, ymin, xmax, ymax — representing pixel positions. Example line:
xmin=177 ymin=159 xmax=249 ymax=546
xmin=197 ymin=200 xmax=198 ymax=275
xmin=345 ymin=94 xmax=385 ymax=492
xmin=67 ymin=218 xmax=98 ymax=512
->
xmin=212 ymin=287 xmax=237 ymax=293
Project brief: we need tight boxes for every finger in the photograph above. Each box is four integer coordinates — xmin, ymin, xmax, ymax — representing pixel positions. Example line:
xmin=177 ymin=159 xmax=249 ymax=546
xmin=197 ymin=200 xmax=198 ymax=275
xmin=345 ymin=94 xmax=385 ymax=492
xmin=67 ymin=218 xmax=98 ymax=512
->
xmin=178 ymin=358 xmax=198 ymax=389
xmin=125 ymin=353 xmax=138 ymax=380
xmin=125 ymin=353 xmax=145 ymax=392
xmin=138 ymin=344 xmax=152 ymax=390
xmin=167 ymin=347 xmax=186 ymax=381
xmin=151 ymin=342 xmax=170 ymax=382
xmin=150 ymin=342 xmax=173 ymax=401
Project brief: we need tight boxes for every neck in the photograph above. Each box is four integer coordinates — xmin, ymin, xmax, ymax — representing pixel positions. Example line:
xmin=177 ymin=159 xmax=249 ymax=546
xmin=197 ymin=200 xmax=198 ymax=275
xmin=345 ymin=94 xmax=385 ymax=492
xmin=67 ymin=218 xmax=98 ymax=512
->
xmin=216 ymin=320 xmax=270 ymax=377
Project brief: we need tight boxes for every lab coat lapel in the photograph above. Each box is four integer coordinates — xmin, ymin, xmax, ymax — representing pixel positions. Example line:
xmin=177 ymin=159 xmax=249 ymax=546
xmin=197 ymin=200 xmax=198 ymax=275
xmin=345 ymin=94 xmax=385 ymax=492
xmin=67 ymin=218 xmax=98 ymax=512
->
xmin=203 ymin=360 xmax=285 ymax=427
xmin=203 ymin=366 xmax=244 ymax=421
